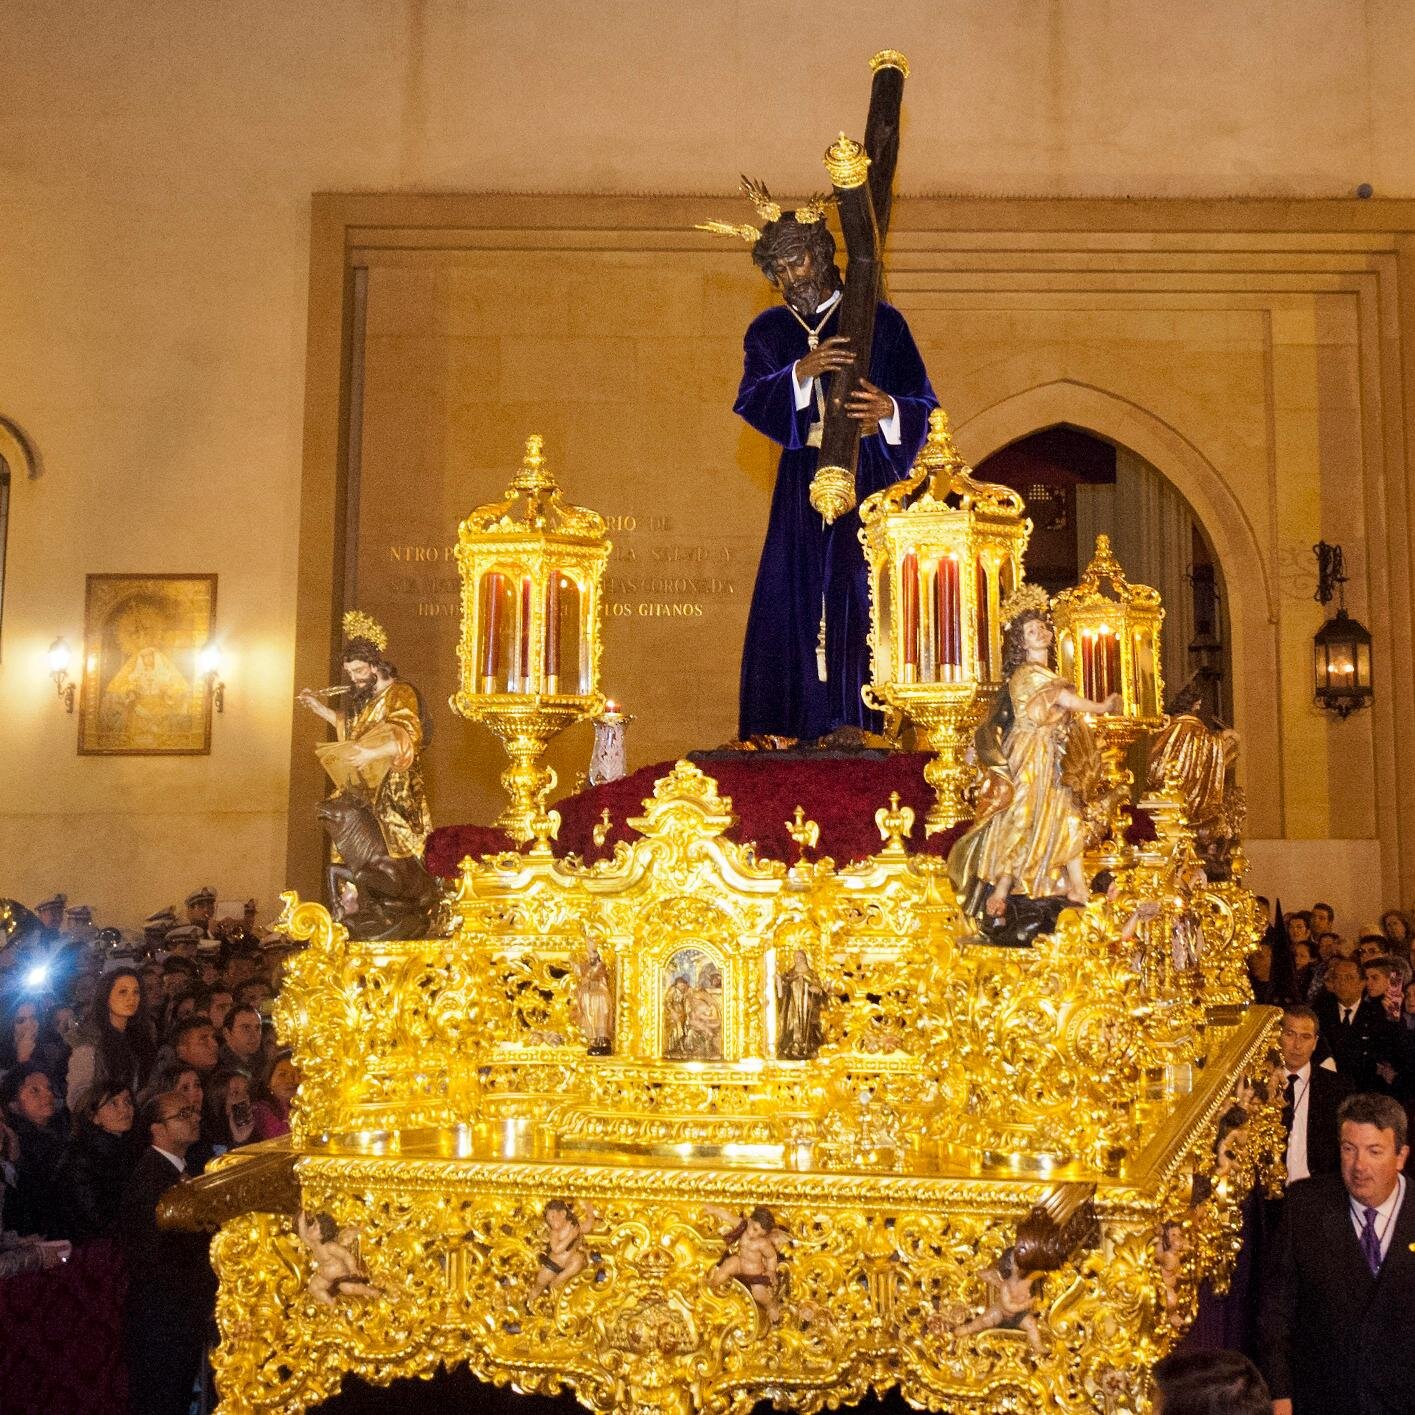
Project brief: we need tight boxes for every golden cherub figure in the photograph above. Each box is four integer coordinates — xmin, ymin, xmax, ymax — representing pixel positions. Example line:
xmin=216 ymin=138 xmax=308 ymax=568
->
xmin=529 ymin=1198 xmax=599 ymax=1302
xmin=935 ymin=1245 xmax=1046 ymax=1354
xmin=705 ymin=1204 xmax=790 ymax=1326
xmin=295 ymin=1211 xmax=381 ymax=1306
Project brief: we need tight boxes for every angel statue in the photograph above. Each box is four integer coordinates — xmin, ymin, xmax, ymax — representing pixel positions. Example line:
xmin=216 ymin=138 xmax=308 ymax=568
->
xmin=948 ymin=584 xmax=1122 ymax=943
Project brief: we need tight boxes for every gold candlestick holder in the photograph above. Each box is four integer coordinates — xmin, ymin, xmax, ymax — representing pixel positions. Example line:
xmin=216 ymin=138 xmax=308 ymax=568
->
xmin=452 ymin=435 xmax=610 ymax=840
xmin=859 ymin=409 xmax=1033 ymax=834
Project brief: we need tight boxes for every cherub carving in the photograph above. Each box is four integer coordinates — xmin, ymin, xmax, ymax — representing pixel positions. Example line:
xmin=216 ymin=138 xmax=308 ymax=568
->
xmin=935 ymin=1245 xmax=1045 ymax=1353
xmin=1157 ymin=1219 xmax=1189 ymax=1328
xmin=705 ymin=1204 xmax=789 ymax=1325
xmin=295 ymin=1211 xmax=381 ymax=1305
xmin=529 ymin=1198 xmax=599 ymax=1301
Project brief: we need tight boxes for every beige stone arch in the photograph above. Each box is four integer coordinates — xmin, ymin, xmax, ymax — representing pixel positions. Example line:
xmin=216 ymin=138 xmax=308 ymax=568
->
xmin=0 ymin=416 xmax=41 ymax=480
xmin=952 ymin=380 xmax=1282 ymax=836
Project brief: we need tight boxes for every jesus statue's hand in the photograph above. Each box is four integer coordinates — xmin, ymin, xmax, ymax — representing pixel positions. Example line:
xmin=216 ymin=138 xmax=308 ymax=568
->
xmin=796 ymin=336 xmax=855 ymax=381
xmin=845 ymin=378 xmax=894 ymax=424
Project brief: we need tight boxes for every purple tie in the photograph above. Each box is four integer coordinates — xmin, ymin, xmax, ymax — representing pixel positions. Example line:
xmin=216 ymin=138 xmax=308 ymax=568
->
xmin=1360 ymin=1206 xmax=1382 ymax=1275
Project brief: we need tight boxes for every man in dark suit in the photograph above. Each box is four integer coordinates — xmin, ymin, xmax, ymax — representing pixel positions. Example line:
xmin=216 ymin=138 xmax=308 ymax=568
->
xmin=1315 ymin=957 xmax=1399 ymax=1091
xmin=1276 ymin=1006 xmax=1352 ymax=1183
xmin=1260 ymin=1092 xmax=1414 ymax=1414
xmin=118 ymin=1089 xmax=217 ymax=1415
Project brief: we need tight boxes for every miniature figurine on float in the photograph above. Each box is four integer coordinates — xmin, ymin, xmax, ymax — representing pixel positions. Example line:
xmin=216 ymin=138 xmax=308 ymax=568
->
xmin=296 ymin=610 xmax=439 ymax=941
xmin=947 ymin=583 xmax=1122 ymax=939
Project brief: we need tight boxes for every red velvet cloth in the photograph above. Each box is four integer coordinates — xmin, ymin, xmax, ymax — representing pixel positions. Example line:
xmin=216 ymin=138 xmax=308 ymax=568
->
xmin=0 ymin=1237 xmax=128 ymax=1414
xmin=425 ymin=752 xmax=969 ymax=877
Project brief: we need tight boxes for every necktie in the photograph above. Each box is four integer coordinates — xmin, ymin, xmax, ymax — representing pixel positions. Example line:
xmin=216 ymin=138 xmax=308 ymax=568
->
xmin=1282 ymin=1073 xmax=1298 ymax=1131
xmin=1342 ymin=1007 xmax=1353 ymax=1026
xmin=1360 ymin=1206 xmax=1382 ymax=1274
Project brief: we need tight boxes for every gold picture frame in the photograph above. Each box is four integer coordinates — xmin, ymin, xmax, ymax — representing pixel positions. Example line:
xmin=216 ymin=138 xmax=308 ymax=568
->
xmin=78 ymin=573 xmax=217 ymax=755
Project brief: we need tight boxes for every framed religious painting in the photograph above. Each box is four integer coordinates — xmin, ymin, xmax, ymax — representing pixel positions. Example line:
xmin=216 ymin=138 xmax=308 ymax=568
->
xmin=78 ymin=573 xmax=218 ymax=755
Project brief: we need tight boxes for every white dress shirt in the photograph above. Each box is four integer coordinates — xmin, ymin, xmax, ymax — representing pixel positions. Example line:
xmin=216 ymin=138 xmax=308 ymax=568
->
xmin=1284 ymin=1062 xmax=1313 ymax=1183
xmin=153 ymin=1146 xmax=186 ymax=1175
xmin=1349 ymin=1173 xmax=1406 ymax=1264
xmin=789 ymin=289 xmax=901 ymax=444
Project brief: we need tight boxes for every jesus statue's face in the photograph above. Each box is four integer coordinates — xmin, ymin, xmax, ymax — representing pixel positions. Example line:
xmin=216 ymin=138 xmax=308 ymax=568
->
xmin=767 ymin=246 xmax=837 ymax=319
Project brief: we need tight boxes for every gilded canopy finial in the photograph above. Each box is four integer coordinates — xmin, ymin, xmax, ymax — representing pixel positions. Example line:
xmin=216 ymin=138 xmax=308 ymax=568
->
xmin=511 ymin=433 xmax=553 ymax=494
xmin=823 ymin=132 xmax=871 ymax=190
xmin=870 ymin=49 xmax=910 ymax=79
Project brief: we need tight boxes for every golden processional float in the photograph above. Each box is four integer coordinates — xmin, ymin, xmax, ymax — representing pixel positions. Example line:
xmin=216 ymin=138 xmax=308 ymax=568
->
xmin=167 ymin=417 xmax=1279 ymax=1415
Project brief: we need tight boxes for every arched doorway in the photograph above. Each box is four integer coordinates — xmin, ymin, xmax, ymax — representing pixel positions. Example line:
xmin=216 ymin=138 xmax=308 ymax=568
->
xmin=973 ymin=425 xmax=1232 ymax=723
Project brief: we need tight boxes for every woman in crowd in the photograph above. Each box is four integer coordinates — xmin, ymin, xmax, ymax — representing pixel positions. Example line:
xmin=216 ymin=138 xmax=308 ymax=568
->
xmin=250 ymin=1049 xmax=299 ymax=1140
xmin=0 ymin=994 xmax=69 ymax=1084
xmin=53 ymin=1083 xmax=136 ymax=1241
xmin=65 ymin=966 xmax=157 ymax=1110
xmin=1 ymin=1062 xmax=68 ymax=1237
xmin=190 ymin=1067 xmax=256 ymax=1174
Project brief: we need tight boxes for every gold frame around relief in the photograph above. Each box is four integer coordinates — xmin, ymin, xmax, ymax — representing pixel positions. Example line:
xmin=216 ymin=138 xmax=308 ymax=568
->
xmin=78 ymin=572 xmax=217 ymax=756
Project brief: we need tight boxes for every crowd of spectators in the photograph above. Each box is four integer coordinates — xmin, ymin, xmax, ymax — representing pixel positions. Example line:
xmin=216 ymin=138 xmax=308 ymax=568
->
xmin=1 ymin=887 xmax=299 ymax=1414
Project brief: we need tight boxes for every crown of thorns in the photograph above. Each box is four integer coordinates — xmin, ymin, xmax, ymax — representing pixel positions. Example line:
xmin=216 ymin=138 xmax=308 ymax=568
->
xmin=694 ymin=176 xmax=833 ymax=247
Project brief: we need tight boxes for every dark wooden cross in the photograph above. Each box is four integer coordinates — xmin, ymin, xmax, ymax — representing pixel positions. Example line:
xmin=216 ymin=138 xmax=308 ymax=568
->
xmin=812 ymin=52 xmax=910 ymax=522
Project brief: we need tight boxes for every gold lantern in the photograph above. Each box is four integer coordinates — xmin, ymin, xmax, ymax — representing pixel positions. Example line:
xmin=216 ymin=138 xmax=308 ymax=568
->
xmin=859 ymin=408 xmax=1032 ymax=833
xmin=452 ymin=434 xmax=609 ymax=840
xmin=1051 ymin=533 xmax=1165 ymax=804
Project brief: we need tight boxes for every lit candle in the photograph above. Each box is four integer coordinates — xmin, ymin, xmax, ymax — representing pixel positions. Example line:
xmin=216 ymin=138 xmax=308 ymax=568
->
xmin=1081 ymin=630 xmax=1095 ymax=700
xmin=520 ymin=576 xmax=533 ymax=691
xmin=480 ymin=572 xmax=503 ymax=688
xmin=1104 ymin=629 xmax=1122 ymax=704
xmin=902 ymin=551 xmax=920 ymax=680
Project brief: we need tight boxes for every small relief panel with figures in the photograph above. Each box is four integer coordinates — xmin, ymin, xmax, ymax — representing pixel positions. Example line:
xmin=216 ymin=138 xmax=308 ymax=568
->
xmin=661 ymin=947 xmax=724 ymax=1061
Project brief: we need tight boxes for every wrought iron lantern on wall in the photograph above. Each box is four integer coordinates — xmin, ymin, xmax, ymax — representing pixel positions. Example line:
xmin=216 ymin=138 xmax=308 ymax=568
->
xmin=859 ymin=408 xmax=1032 ymax=833
xmin=1311 ymin=541 xmax=1373 ymax=719
xmin=452 ymin=434 xmax=609 ymax=839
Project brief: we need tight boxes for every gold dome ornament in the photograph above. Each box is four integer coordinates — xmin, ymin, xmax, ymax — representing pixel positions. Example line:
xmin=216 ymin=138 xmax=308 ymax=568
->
xmin=823 ymin=131 xmax=871 ymax=190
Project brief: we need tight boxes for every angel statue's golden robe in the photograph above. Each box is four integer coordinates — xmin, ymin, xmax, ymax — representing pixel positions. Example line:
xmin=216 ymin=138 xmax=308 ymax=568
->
xmin=957 ymin=662 xmax=1088 ymax=900
xmin=1145 ymin=712 xmax=1237 ymax=840
xmin=333 ymin=682 xmax=432 ymax=860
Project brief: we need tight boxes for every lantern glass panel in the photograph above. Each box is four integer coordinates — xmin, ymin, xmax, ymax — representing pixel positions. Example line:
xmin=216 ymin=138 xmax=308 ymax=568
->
xmin=1058 ymin=630 xmax=1075 ymax=683
xmin=477 ymin=567 xmax=519 ymax=693
xmin=975 ymin=557 xmax=992 ymax=680
xmin=1133 ymin=629 xmax=1159 ymax=717
xmin=545 ymin=573 xmax=583 ymax=694
xmin=1356 ymin=640 xmax=1371 ymax=690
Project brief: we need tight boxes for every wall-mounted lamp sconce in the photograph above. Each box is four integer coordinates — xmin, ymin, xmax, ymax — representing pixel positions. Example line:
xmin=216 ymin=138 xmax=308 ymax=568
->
xmin=47 ymin=637 xmax=75 ymax=713
xmin=197 ymin=643 xmax=225 ymax=714
xmin=1312 ymin=541 xmax=1373 ymax=720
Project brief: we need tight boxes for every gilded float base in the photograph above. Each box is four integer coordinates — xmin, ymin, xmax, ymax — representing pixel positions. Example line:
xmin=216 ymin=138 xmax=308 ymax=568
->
xmin=183 ymin=1010 xmax=1279 ymax=1415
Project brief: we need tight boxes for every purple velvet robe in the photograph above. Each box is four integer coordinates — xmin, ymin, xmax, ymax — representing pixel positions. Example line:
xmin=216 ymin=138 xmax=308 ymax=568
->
xmin=734 ymin=300 xmax=937 ymax=740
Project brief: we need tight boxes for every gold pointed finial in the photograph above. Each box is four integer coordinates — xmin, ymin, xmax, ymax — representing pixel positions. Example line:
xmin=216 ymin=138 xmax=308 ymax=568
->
xmin=786 ymin=805 xmax=821 ymax=858
xmin=874 ymin=792 xmax=915 ymax=855
xmin=870 ymin=49 xmax=910 ymax=79
xmin=823 ymin=132 xmax=871 ymax=190
xmin=510 ymin=432 xmax=555 ymax=494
